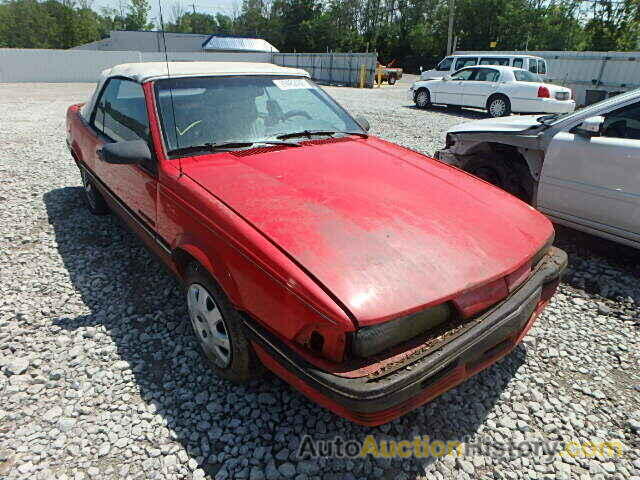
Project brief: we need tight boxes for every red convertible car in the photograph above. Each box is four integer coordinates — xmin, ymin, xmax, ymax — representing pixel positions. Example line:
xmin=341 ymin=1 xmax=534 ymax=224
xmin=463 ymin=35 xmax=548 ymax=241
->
xmin=66 ymin=62 xmax=566 ymax=425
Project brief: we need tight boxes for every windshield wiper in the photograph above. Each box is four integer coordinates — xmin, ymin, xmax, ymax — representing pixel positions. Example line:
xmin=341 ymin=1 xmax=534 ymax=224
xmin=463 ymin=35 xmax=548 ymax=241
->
xmin=275 ymin=129 xmax=368 ymax=140
xmin=168 ymin=140 xmax=300 ymax=156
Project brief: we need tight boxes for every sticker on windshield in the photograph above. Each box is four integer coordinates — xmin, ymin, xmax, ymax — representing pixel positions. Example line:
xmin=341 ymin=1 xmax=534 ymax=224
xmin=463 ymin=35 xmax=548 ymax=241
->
xmin=273 ymin=78 xmax=312 ymax=90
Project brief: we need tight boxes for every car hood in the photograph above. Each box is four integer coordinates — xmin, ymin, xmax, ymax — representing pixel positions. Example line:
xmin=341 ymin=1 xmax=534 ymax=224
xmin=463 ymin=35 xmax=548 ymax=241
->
xmin=448 ymin=115 xmax=544 ymax=134
xmin=182 ymin=137 xmax=552 ymax=325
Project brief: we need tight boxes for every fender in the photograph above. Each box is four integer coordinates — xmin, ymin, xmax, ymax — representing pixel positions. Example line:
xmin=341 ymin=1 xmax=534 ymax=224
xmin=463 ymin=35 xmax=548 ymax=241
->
xmin=171 ymin=236 xmax=242 ymax=306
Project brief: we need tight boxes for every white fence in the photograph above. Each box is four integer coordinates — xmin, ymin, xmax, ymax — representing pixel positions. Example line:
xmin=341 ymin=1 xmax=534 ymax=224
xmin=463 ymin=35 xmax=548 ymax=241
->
xmin=0 ymin=48 xmax=376 ymax=87
xmin=0 ymin=49 xmax=272 ymax=82
xmin=457 ymin=50 xmax=640 ymax=106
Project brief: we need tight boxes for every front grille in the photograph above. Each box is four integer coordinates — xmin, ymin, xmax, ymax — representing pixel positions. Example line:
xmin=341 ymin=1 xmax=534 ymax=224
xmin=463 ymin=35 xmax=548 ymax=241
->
xmin=555 ymin=91 xmax=570 ymax=101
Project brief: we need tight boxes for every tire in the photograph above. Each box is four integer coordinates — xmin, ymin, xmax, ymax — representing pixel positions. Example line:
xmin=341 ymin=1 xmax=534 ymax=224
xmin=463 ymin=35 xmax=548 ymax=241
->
xmin=415 ymin=88 xmax=431 ymax=108
xmin=388 ymin=75 xmax=397 ymax=85
xmin=469 ymin=164 xmax=503 ymax=186
xmin=80 ymin=167 xmax=109 ymax=215
xmin=463 ymin=156 xmax=529 ymax=201
xmin=487 ymin=95 xmax=511 ymax=118
xmin=185 ymin=262 xmax=262 ymax=383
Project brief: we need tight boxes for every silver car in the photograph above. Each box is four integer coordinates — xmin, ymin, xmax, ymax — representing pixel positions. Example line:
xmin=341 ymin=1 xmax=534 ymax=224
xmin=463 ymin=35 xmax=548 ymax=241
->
xmin=435 ymin=89 xmax=640 ymax=248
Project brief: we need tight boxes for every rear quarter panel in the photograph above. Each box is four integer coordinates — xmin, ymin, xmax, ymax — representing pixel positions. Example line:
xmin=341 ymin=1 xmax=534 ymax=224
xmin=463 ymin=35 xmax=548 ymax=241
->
xmin=503 ymin=83 xmax=542 ymax=112
xmin=66 ymin=104 xmax=101 ymax=171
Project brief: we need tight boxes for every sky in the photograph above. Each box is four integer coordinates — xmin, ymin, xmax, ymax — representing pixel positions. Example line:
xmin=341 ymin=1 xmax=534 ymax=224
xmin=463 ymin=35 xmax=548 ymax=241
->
xmin=91 ymin=0 xmax=240 ymax=26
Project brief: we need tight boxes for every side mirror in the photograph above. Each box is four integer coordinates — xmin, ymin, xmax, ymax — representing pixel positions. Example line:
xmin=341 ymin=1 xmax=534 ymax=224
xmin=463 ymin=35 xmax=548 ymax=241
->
xmin=443 ymin=75 xmax=451 ymax=81
xmin=575 ymin=116 xmax=605 ymax=137
xmin=98 ymin=140 xmax=152 ymax=165
xmin=356 ymin=115 xmax=370 ymax=132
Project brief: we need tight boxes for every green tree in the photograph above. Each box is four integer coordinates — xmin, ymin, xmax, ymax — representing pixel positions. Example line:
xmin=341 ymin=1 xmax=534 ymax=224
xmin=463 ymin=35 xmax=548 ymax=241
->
xmin=125 ymin=0 xmax=151 ymax=31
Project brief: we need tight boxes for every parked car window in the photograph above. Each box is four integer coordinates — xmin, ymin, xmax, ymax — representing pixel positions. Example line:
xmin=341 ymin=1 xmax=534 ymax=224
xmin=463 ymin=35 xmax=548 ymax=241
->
xmin=513 ymin=70 xmax=539 ymax=82
xmin=479 ymin=57 xmax=510 ymax=66
xmin=156 ymin=75 xmax=363 ymax=154
xmin=454 ymin=57 xmax=478 ymax=70
xmin=92 ymin=78 xmax=149 ymax=143
xmin=450 ymin=69 xmax=477 ymax=81
xmin=601 ymin=101 xmax=640 ymax=141
xmin=529 ymin=61 xmax=539 ymax=74
xmin=437 ymin=57 xmax=454 ymax=71
xmin=513 ymin=58 xmax=524 ymax=68
xmin=475 ymin=68 xmax=500 ymax=82
xmin=538 ymin=60 xmax=547 ymax=74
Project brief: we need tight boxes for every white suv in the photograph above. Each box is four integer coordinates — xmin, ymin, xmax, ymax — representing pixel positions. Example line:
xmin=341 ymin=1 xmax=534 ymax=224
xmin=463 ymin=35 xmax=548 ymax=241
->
xmin=421 ymin=54 xmax=547 ymax=81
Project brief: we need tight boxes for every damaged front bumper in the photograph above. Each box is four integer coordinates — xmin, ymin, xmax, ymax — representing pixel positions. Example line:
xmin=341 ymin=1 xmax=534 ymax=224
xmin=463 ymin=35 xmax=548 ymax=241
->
xmin=243 ymin=247 xmax=567 ymax=426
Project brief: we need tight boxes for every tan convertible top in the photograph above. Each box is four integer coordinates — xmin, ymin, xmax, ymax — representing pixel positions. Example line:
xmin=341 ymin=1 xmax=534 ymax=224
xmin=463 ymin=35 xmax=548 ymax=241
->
xmin=80 ymin=61 xmax=310 ymax=120
xmin=103 ymin=61 xmax=309 ymax=83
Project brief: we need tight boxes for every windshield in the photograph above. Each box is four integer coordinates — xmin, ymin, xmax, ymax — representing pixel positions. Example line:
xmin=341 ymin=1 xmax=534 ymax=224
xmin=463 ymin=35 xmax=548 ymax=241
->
xmin=155 ymin=75 xmax=363 ymax=155
xmin=513 ymin=70 xmax=540 ymax=82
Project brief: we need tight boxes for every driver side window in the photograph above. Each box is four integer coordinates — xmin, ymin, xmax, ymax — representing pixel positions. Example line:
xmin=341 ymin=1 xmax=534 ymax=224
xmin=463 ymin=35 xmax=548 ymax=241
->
xmin=93 ymin=78 xmax=149 ymax=142
xmin=437 ymin=57 xmax=453 ymax=71
xmin=602 ymin=101 xmax=640 ymax=141
xmin=450 ymin=69 xmax=476 ymax=81
xmin=454 ymin=57 xmax=477 ymax=70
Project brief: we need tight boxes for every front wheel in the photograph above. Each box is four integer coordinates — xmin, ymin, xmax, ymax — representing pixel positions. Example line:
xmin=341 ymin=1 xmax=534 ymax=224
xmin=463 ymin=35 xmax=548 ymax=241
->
xmin=415 ymin=89 xmax=431 ymax=108
xmin=185 ymin=263 xmax=262 ymax=383
xmin=464 ymin=157 xmax=529 ymax=201
xmin=487 ymin=95 xmax=511 ymax=118
xmin=388 ymin=75 xmax=397 ymax=85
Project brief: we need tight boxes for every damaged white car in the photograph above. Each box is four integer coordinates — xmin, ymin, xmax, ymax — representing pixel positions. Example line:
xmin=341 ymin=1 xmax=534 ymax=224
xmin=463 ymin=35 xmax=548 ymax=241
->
xmin=435 ymin=88 xmax=640 ymax=248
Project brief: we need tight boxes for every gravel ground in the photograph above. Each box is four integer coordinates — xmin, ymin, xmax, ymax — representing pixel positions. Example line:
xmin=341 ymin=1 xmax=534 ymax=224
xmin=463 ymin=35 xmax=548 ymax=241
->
xmin=1 ymin=82 xmax=639 ymax=480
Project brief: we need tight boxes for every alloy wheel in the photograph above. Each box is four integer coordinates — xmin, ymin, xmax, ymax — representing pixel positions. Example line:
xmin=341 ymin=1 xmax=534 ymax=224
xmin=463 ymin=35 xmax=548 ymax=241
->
xmin=489 ymin=98 xmax=507 ymax=117
xmin=416 ymin=91 xmax=429 ymax=108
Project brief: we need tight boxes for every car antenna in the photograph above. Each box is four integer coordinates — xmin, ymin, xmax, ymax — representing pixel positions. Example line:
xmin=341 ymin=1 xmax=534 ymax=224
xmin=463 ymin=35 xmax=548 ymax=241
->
xmin=157 ymin=0 xmax=183 ymax=177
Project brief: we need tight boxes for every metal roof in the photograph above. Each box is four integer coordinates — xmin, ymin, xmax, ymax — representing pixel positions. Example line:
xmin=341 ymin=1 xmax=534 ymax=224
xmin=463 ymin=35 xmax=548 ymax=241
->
xmin=202 ymin=35 xmax=279 ymax=53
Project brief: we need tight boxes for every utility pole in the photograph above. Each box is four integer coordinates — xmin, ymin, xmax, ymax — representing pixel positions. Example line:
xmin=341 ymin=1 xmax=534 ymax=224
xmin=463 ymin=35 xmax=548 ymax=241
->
xmin=192 ymin=3 xmax=197 ymax=14
xmin=446 ymin=0 xmax=455 ymax=55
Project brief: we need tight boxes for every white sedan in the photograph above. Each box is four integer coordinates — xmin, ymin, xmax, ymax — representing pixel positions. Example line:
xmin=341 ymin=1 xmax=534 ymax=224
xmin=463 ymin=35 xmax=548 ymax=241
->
xmin=409 ymin=65 xmax=575 ymax=117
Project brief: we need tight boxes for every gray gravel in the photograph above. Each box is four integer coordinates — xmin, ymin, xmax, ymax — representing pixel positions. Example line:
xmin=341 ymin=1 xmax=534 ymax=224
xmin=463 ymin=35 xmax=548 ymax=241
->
xmin=0 ymin=82 xmax=639 ymax=480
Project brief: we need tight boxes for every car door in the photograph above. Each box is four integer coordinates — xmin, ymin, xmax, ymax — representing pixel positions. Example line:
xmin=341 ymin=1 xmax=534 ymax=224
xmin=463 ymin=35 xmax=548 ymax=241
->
xmin=434 ymin=68 xmax=476 ymax=105
xmin=91 ymin=78 xmax=158 ymax=232
xmin=538 ymin=100 xmax=640 ymax=241
xmin=461 ymin=68 xmax=501 ymax=108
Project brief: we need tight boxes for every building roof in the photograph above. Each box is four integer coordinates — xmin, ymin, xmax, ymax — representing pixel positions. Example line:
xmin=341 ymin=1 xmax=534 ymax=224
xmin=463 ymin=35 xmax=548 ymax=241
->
xmin=202 ymin=35 xmax=279 ymax=53
xmin=102 ymin=61 xmax=308 ymax=83
xmin=72 ymin=31 xmax=278 ymax=53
